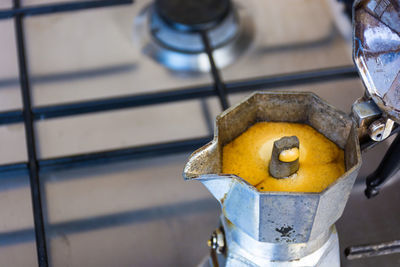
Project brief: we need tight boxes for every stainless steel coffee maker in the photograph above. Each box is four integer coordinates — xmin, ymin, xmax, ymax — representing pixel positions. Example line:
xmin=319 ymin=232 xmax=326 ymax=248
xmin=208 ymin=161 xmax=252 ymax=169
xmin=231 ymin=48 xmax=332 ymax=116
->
xmin=183 ymin=0 xmax=400 ymax=266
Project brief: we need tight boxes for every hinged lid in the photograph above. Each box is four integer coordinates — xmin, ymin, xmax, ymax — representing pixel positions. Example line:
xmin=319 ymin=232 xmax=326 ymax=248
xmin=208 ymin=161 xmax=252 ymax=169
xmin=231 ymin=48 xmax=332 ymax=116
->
xmin=353 ymin=0 xmax=400 ymax=123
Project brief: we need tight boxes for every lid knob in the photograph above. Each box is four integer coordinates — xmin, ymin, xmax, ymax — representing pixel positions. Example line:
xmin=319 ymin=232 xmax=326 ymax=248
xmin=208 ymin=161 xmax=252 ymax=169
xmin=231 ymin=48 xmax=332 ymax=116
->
xmin=269 ymin=136 xmax=300 ymax=178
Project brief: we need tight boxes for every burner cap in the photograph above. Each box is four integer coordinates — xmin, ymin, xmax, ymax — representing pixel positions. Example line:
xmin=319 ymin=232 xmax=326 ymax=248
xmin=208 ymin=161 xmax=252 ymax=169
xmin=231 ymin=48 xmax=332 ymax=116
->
xmin=155 ymin=0 xmax=231 ymax=32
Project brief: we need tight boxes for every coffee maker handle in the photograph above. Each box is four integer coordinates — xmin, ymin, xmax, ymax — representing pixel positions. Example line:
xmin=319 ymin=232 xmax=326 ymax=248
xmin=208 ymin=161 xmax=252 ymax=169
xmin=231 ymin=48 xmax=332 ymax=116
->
xmin=364 ymin=133 xmax=400 ymax=198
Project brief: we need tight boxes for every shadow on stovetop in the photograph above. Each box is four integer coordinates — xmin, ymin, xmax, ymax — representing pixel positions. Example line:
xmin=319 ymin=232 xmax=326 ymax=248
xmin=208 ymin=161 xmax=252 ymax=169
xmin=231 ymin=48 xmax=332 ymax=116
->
xmin=0 ymin=197 xmax=218 ymax=247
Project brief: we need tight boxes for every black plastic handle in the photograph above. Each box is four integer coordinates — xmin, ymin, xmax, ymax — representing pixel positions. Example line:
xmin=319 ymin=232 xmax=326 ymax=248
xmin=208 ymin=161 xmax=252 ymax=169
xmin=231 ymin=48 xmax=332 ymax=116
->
xmin=365 ymin=133 xmax=400 ymax=198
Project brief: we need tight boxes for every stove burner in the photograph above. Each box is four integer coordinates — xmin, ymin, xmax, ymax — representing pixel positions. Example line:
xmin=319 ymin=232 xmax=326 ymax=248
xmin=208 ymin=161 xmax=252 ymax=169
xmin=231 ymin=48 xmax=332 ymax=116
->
xmin=155 ymin=0 xmax=231 ymax=32
xmin=134 ymin=1 xmax=254 ymax=72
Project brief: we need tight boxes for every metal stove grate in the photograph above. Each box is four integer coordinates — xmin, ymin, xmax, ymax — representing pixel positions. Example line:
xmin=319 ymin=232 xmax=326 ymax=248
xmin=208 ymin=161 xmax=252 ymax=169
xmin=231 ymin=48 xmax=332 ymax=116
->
xmin=0 ymin=1 xmax=362 ymax=266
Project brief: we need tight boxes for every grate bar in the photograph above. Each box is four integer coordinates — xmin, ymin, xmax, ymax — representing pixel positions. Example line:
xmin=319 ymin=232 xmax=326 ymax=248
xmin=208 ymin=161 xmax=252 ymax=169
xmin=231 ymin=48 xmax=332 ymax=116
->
xmin=200 ymin=31 xmax=230 ymax=110
xmin=0 ymin=109 xmax=23 ymax=124
xmin=0 ymin=0 xmax=133 ymax=19
xmin=0 ymin=162 xmax=27 ymax=174
xmin=227 ymin=66 xmax=358 ymax=92
xmin=0 ymin=136 xmax=212 ymax=173
xmin=345 ymin=239 xmax=400 ymax=260
xmin=0 ymin=66 xmax=358 ymax=125
xmin=14 ymin=0 xmax=48 ymax=265
xmin=39 ymin=136 xmax=211 ymax=171
xmin=34 ymin=85 xmax=215 ymax=120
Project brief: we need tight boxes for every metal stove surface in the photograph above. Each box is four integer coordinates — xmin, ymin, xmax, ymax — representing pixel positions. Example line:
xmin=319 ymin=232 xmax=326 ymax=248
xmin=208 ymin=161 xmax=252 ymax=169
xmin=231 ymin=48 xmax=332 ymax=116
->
xmin=0 ymin=0 xmax=399 ymax=266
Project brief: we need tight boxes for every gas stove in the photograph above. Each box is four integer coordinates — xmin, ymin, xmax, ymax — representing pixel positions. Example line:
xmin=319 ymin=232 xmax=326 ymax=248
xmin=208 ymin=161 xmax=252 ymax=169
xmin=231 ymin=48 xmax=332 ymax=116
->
xmin=0 ymin=0 xmax=399 ymax=266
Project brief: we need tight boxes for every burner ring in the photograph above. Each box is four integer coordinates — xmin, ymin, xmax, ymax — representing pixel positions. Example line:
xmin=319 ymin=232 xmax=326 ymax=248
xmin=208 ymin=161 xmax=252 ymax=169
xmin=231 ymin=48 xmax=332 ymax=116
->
xmin=134 ymin=2 xmax=254 ymax=73
xmin=155 ymin=0 xmax=231 ymax=32
xmin=150 ymin=5 xmax=239 ymax=53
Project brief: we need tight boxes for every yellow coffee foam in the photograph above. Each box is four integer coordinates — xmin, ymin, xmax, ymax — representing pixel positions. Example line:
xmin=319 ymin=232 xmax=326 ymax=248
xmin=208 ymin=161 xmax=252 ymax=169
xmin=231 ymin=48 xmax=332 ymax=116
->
xmin=279 ymin=147 xmax=299 ymax=162
xmin=222 ymin=122 xmax=345 ymax=193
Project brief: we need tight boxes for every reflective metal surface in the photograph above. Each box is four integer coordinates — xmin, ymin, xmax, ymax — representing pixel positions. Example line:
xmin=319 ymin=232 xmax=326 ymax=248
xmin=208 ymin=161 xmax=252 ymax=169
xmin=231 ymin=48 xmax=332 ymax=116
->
xmin=134 ymin=1 xmax=254 ymax=72
xmin=212 ymin=218 xmax=340 ymax=266
xmin=351 ymin=98 xmax=382 ymax=141
xmin=353 ymin=0 xmax=400 ymax=123
xmin=184 ymin=92 xmax=362 ymax=265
